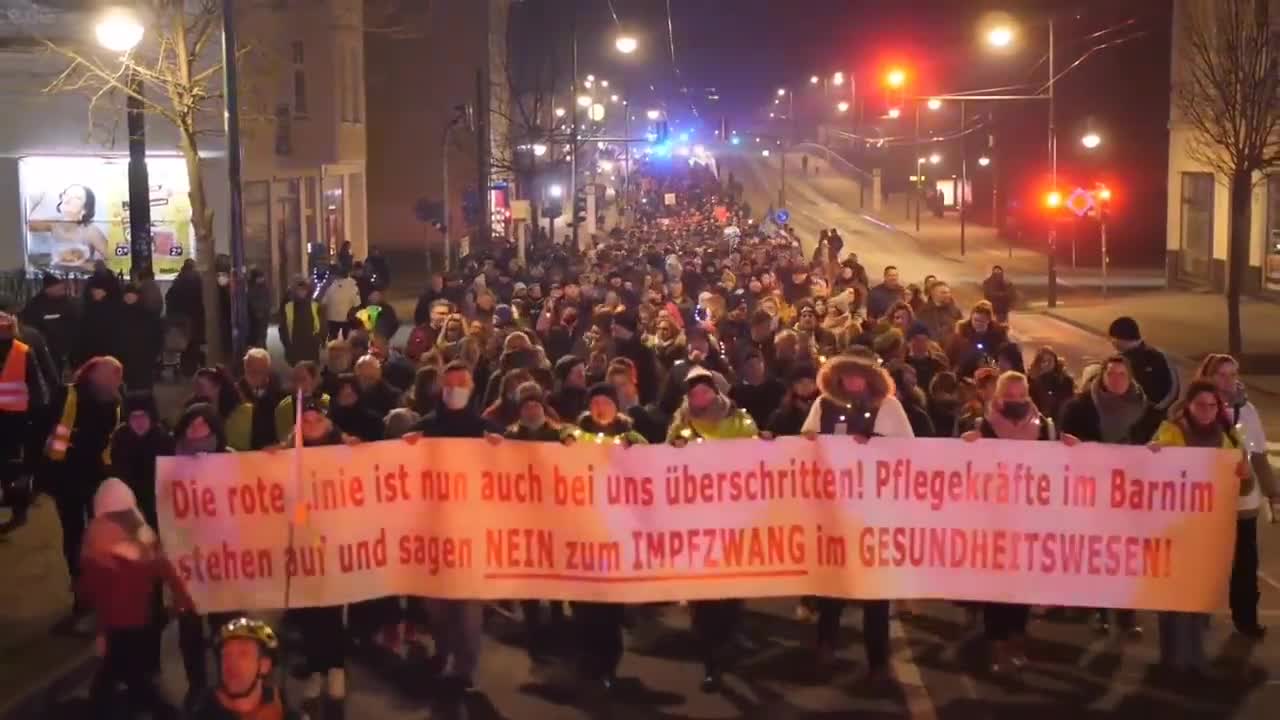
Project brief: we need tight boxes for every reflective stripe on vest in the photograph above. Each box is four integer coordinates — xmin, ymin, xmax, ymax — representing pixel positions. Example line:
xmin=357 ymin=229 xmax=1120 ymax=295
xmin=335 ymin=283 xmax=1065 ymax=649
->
xmin=46 ymin=385 xmax=117 ymax=464
xmin=0 ymin=340 xmax=29 ymax=412
xmin=284 ymin=302 xmax=321 ymax=335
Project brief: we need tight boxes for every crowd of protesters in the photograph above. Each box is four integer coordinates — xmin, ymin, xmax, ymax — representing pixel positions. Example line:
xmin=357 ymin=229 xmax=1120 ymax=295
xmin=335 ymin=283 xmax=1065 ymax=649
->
xmin=1 ymin=157 xmax=1277 ymax=718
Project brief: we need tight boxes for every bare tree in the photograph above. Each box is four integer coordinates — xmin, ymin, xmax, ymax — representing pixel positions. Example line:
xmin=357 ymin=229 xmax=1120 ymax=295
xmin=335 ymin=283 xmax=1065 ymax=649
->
xmin=34 ymin=0 xmax=238 ymax=361
xmin=1175 ymin=0 xmax=1280 ymax=354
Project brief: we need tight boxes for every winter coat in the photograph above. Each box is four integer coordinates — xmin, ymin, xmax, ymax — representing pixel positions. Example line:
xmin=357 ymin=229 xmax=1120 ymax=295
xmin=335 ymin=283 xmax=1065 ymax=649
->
xmin=72 ymin=296 xmax=122 ymax=370
xmin=729 ymin=379 xmax=786 ymax=428
xmin=330 ymin=403 xmax=386 ymax=442
xmin=981 ymin=276 xmax=1017 ymax=318
xmin=1120 ymin=342 xmax=1180 ymax=411
xmin=1030 ymin=367 xmax=1077 ymax=424
xmin=278 ymin=298 xmax=324 ymax=365
xmin=116 ymin=302 xmax=162 ymax=391
xmin=666 ymin=396 xmax=759 ymax=443
xmin=914 ymin=302 xmax=962 ymax=346
xmin=1059 ymin=386 xmax=1163 ymax=446
xmin=575 ymin=412 xmax=648 ymax=445
xmin=107 ymin=424 xmax=175 ymax=528
xmin=237 ymin=378 xmax=285 ymax=451
xmin=800 ymin=354 xmax=916 ymax=438
xmin=20 ymin=292 xmax=80 ymax=371
xmin=165 ymin=270 xmax=205 ymax=343
xmin=321 ymin=277 xmax=361 ymax=323
xmin=945 ymin=319 xmax=1009 ymax=378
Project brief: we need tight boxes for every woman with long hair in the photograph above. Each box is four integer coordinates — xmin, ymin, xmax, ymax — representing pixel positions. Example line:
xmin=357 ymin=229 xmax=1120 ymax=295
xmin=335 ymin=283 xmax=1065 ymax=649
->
xmin=1150 ymin=380 xmax=1253 ymax=676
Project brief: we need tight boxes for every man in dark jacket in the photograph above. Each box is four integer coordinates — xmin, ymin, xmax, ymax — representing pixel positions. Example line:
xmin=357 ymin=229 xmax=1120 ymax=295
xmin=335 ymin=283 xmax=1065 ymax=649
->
xmin=413 ymin=273 xmax=447 ymax=326
xmin=279 ymin=278 xmax=325 ymax=366
xmin=1107 ymin=316 xmax=1179 ymax=412
xmin=0 ymin=306 xmax=50 ymax=529
xmin=729 ymin=349 xmax=785 ymax=426
xmin=866 ymin=266 xmax=904 ymax=320
xmin=237 ymin=348 xmax=284 ymax=450
xmin=117 ymin=283 xmax=162 ymax=391
xmin=981 ymin=265 xmax=1017 ymax=322
xmin=610 ymin=309 xmax=661 ymax=405
xmin=21 ymin=273 xmax=80 ymax=375
xmin=405 ymin=361 xmax=498 ymax=694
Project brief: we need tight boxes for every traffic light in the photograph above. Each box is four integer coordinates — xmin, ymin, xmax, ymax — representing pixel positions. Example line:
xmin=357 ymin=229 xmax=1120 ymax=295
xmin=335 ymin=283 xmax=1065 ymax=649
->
xmin=574 ymin=187 xmax=588 ymax=225
xmin=1044 ymin=190 xmax=1062 ymax=209
xmin=885 ymin=68 xmax=906 ymax=88
xmin=1096 ymin=185 xmax=1112 ymax=203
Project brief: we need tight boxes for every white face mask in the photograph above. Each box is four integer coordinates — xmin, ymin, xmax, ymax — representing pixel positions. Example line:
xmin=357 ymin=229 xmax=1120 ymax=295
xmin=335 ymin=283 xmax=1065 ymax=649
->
xmin=442 ymin=387 xmax=472 ymax=410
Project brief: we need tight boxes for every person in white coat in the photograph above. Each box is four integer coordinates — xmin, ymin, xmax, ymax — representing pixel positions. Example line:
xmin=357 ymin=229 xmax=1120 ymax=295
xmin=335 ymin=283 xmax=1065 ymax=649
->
xmin=1198 ymin=354 xmax=1279 ymax=639
xmin=321 ymin=270 xmax=361 ymax=340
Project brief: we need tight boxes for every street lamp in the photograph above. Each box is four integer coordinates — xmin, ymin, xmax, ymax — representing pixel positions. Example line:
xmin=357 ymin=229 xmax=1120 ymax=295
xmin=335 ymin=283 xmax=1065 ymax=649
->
xmin=610 ymin=94 xmax=619 ymax=103
xmin=837 ymin=101 xmax=850 ymax=113
xmin=832 ymin=71 xmax=845 ymax=86
xmin=615 ymin=34 xmax=637 ymax=54
xmin=761 ymin=149 xmax=771 ymax=157
xmin=549 ymin=184 xmax=564 ymax=199
xmin=777 ymin=87 xmax=788 ymax=97
xmin=95 ymin=6 xmax=144 ymax=51
xmin=886 ymin=68 xmax=906 ymax=88
xmin=600 ymin=79 xmax=609 ymax=88
xmin=929 ymin=153 xmax=942 ymax=165
xmin=532 ymin=143 xmax=547 ymax=157
xmin=554 ymin=107 xmax=566 ymax=118
xmin=887 ymin=107 xmax=901 ymax=119
xmin=577 ymin=94 xmax=592 ymax=108
xmin=978 ymin=155 xmax=991 ymax=167
xmin=1081 ymin=132 xmax=1102 ymax=149
xmin=646 ymin=108 xmax=661 ymax=121
xmin=810 ymin=75 xmax=820 ymax=85
xmin=96 ymin=6 xmax=150 ymax=278
xmin=927 ymin=98 xmax=943 ymax=111
xmin=987 ymin=25 xmax=1015 ymax=48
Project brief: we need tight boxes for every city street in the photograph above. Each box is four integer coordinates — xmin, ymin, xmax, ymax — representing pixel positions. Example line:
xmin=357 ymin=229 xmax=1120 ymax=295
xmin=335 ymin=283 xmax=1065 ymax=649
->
xmin=14 ymin=151 xmax=1280 ymax=720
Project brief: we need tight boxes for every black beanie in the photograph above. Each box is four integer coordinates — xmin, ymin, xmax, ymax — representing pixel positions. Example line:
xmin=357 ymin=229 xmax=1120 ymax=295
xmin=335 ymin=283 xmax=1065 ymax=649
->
xmin=587 ymin=382 xmax=618 ymax=407
xmin=1108 ymin=316 xmax=1141 ymax=342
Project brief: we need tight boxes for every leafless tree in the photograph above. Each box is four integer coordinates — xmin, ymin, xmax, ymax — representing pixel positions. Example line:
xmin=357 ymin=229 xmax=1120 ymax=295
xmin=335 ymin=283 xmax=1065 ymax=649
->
xmin=1175 ymin=0 xmax=1280 ymax=354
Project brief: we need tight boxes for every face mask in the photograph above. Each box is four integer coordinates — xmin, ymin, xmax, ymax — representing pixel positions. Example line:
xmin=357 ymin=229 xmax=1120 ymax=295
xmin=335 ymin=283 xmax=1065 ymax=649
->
xmin=442 ymin=387 xmax=472 ymax=410
xmin=999 ymin=401 xmax=1031 ymax=422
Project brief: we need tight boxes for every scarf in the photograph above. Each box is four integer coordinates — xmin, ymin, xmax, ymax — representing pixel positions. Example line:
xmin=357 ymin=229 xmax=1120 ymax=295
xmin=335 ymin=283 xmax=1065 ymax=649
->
xmin=176 ymin=434 xmax=218 ymax=455
xmin=983 ymin=403 xmax=1044 ymax=441
xmin=1090 ymin=378 xmax=1147 ymax=443
xmin=1178 ymin=417 xmax=1225 ymax=448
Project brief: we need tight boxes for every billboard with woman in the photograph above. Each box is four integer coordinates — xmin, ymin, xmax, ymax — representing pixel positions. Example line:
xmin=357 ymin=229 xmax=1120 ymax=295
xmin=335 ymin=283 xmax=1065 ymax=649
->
xmin=20 ymin=155 xmax=194 ymax=278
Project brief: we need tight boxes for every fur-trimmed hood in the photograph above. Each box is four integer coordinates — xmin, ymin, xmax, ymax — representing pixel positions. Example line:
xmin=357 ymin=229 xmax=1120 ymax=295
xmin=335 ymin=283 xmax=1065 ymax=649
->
xmin=817 ymin=354 xmax=894 ymax=406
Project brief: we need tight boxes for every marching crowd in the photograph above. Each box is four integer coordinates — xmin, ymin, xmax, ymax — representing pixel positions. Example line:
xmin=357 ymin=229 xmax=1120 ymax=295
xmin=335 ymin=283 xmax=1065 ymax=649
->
xmin=0 ymin=158 xmax=1277 ymax=718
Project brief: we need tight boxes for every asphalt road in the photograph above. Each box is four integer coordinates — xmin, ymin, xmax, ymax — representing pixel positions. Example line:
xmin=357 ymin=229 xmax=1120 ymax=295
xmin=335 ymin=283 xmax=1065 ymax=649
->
xmin=30 ymin=150 xmax=1280 ymax=720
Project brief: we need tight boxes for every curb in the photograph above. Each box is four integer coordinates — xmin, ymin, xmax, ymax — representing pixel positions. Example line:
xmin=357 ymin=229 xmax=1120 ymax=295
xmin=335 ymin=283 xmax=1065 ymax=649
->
xmin=0 ymin=648 xmax=95 ymax=720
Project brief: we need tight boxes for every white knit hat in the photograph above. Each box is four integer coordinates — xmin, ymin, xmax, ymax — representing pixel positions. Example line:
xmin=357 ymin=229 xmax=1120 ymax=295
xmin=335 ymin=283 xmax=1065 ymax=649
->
xmin=94 ymin=477 xmax=137 ymax=516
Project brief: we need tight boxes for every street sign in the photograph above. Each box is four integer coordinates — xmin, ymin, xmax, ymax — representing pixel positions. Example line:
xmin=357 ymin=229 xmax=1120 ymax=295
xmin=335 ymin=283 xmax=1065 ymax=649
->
xmin=1066 ymin=187 xmax=1095 ymax=218
xmin=775 ymin=209 xmax=791 ymax=224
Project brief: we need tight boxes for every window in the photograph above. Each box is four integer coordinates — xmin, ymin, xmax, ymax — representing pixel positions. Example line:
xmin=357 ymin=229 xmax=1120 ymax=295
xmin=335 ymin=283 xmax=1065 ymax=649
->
xmin=292 ymin=42 xmax=307 ymax=116
xmin=1266 ymin=175 xmax=1280 ymax=290
xmin=350 ymin=47 xmax=362 ymax=124
xmin=274 ymin=104 xmax=292 ymax=155
xmin=1179 ymin=172 xmax=1214 ymax=282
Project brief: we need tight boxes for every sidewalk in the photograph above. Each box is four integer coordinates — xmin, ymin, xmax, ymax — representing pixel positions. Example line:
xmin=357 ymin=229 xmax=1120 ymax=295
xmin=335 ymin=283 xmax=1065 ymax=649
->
xmin=0 ymin=498 xmax=91 ymax=716
xmin=1037 ymin=288 xmax=1280 ymax=373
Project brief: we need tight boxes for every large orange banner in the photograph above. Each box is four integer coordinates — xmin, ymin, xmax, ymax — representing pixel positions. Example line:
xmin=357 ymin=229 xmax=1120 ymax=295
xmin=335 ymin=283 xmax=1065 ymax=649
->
xmin=155 ymin=436 xmax=1240 ymax=613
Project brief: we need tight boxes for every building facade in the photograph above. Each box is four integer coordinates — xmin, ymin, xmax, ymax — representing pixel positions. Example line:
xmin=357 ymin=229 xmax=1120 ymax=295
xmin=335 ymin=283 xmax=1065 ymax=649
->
xmin=0 ymin=0 xmax=367 ymax=298
xmin=1165 ymin=0 xmax=1280 ymax=294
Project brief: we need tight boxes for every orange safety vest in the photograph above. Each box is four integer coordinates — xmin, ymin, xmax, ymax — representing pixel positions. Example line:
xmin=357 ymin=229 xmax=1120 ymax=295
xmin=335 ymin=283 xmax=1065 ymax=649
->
xmin=0 ymin=340 xmax=30 ymax=412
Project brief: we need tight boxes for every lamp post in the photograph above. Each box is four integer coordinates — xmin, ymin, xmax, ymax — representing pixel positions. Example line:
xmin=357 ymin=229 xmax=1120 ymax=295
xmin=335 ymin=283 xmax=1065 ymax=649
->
xmin=95 ymin=7 xmax=150 ymax=278
xmin=220 ymin=0 xmax=250 ymax=362
xmin=777 ymin=87 xmax=793 ymax=208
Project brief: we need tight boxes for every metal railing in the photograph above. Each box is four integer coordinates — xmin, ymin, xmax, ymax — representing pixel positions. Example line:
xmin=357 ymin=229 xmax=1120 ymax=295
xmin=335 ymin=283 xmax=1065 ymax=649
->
xmin=0 ymin=270 xmax=86 ymax=308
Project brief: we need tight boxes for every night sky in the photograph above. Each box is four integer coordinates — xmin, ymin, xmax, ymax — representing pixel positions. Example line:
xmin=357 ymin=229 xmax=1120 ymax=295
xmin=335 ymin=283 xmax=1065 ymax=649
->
xmin=568 ymin=0 xmax=1172 ymax=264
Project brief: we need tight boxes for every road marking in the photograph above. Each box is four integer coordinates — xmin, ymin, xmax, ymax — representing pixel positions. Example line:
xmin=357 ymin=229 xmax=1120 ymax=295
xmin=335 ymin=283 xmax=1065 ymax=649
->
xmin=889 ymin=617 xmax=938 ymax=720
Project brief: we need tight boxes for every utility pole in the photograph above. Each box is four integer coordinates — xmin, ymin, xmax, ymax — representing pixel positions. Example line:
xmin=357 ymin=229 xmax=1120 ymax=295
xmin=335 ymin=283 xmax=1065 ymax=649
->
xmin=568 ymin=4 xmax=580 ymax=249
xmin=914 ymin=101 xmax=921 ymax=232
xmin=221 ymin=0 xmax=248 ymax=363
xmin=959 ymin=99 xmax=967 ymax=256
xmin=126 ymin=69 xmax=151 ymax=278
xmin=1047 ymin=17 xmax=1058 ymax=308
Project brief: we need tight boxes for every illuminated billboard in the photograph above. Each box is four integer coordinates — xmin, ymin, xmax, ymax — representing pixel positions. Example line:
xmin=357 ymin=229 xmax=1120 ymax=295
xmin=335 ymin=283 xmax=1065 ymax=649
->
xmin=19 ymin=155 xmax=195 ymax=278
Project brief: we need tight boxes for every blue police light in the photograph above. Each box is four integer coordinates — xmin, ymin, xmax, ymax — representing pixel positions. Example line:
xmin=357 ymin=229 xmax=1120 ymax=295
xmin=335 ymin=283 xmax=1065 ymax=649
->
xmin=678 ymin=132 xmax=690 ymax=143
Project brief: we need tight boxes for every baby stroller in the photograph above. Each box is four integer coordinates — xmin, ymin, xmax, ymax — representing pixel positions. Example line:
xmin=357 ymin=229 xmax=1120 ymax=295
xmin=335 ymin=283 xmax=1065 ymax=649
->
xmin=161 ymin=315 xmax=190 ymax=381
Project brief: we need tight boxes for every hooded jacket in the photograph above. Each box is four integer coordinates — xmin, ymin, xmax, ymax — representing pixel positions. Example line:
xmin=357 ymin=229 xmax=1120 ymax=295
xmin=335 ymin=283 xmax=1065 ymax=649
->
xmin=945 ymin=318 xmax=1009 ymax=378
xmin=108 ymin=393 xmax=175 ymax=527
xmin=78 ymin=478 xmax=192 ymax=630
xmin=575 ymin=412 xmax=648 ymax=445
xmin=800 ymin=354 xmax=915 ymax=438
xmin=666 ymin=374 xmax=759 ymax=443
